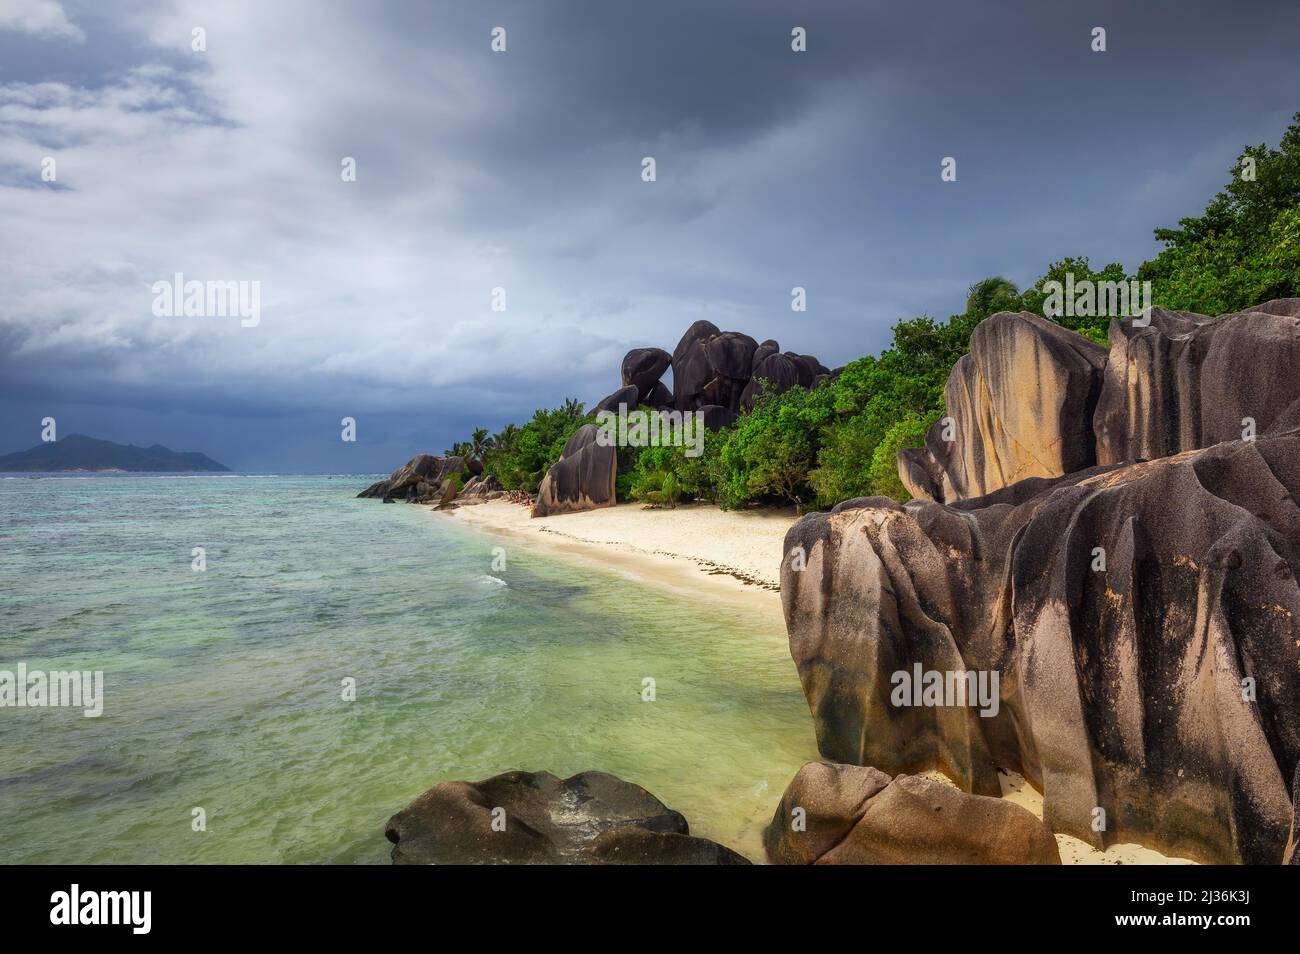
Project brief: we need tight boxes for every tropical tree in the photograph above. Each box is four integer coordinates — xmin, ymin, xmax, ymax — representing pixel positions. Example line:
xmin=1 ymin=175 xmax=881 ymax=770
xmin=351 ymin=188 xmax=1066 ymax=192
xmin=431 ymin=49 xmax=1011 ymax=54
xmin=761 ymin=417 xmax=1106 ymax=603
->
xmin=965 ymin=276 xmax=1020 ymax=318
xmin=468 ymin=427 xmax=494 ymax=463
xmin=1140 ymin=111 xmax=1300 ymax=314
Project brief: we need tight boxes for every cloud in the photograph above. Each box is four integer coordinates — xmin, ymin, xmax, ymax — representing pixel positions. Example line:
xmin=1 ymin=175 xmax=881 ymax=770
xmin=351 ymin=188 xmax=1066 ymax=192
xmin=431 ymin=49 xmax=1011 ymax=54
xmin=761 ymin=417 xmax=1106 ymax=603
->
xmin=1 ymin=0 xmax=1299 ymax=470
xmin=0 ymin=0 xmax=84 ymax=42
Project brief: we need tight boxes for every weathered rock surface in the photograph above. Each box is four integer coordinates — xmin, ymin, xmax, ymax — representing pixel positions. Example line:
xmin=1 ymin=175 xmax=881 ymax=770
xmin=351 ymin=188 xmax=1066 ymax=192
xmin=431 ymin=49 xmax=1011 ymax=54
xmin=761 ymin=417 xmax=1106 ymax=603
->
xmin=1094 ymin=302 xmax=1300 ymax=466
xmin=902 ymin=300 xmax=1300 ymax=504
xmin=385 ymin=770 xmax=749 ymax=864
xmin=765 ymin=762 xmax=1060 ymax=865
xmin=641 ymin=381 xmax=673 ymax=409
xmin=752 ymin=338 xmax=780 ymax=371
xmin=459 ymin=474 xmax=502 ymax=498
xmin=898 ymin=311 xmax=1107 ymax=503
xmin=740 ymin=351 xmax=802 ymax=411
xmin=670 ymin=319 xmax=720 ymax=374
xmin=697 ymin=404 xmax=738 ymax=431
xmin=671 ymin=322 xmax=759 ymax=411
xmin=594 ymin=384 xmax=640 ymax=415
xmin=621 ymin=347 xmax=672 ymax=395
xmin=1287 ymin=762 xmax=1299 ymax=865
xmin=357 ymin=454 xmax=466 ymax=501
xmin=532 ymin=424 xmax=617 ymax=517
xmin=785 ymin=432 xmax=1300 ymax=864
xmin=436 ymin=473 xmax=504 ymax=509
xmin=790 ymin=352 xmax=830 ymax=386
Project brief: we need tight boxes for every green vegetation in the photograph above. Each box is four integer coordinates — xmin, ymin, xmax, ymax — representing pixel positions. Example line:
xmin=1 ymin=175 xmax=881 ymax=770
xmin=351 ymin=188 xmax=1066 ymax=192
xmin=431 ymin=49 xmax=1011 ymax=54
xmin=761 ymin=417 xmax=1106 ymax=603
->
xmin=479 ymin=399 xmax=588 ymax=492
xmin=1140 ymin=112 xmax=1300 ymax=315
xmin=455 ymin=113 xmax=1300 ymax=510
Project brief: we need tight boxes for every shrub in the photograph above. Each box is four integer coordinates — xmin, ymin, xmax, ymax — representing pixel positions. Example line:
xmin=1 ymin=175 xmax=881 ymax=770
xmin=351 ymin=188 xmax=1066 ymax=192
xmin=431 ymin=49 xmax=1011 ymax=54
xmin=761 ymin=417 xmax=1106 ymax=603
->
xmin=481 ymin=399 xmax=587 ymax=492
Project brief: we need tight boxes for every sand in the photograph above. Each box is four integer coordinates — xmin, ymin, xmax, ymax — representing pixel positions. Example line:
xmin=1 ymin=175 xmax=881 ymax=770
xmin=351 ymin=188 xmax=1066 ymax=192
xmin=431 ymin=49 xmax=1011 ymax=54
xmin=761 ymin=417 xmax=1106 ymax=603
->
xmin=445 ymin=499 xmax=794 ymax=627
xmin=921 ymin=769 xmax=1195 ymax=865
xmin=441 ymin=498 xmax=1194 ymax=865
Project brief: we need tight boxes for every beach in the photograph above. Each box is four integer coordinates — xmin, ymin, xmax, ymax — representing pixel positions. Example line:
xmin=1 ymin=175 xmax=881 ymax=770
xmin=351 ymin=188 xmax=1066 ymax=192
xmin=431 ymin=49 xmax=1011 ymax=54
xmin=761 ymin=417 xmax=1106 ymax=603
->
xmin=442 ymin=498 xmax=1197 ymax=866
xmin=445 ymin=499 xmax=795 ymax=627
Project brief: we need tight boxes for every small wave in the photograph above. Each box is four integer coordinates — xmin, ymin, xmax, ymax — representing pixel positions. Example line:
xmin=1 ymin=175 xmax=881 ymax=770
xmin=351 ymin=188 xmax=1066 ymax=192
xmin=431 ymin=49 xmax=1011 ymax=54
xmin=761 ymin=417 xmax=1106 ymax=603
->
xmin=477 ymin=575 xmax=508 ymax=587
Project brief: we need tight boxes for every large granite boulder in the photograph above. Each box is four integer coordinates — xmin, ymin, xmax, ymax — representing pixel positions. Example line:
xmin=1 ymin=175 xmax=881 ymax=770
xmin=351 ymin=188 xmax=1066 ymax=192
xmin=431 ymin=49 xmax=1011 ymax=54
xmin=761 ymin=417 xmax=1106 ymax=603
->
xmin=752 ymin=338 xmax=780 ymax=371
xmin=789 ymin=353 xmax=830 ymax=387
xmin=898 ymin=311 xmax=1107 ymax=503
xmin=671 ymin=321 xmax=759 ymax=412
xmin=459 ymin=474 xmax=502 ymax=498
xmin=357 ymin=453 xmax=466 ymax=501
xmin=740 ymin=352 xmax=803 ymax=411
xmin=594 ymin=384 xmax=640 ymax=415
xmin=640 ymin=380 xmax=673 ymax=409
xmin=384 ymin=770 xmax=749 ymax=865
xmin=671 ymin=319 xmax=720 ymax=372
xmin=621 ymin=347 xmax=672 ymax=395
xmin=783 ymin=431 xmax=1300 ymax=864
xmin=1094 ymin=301 xmax=1300 ymax=466
xmin=765 ymin=762 xmax=1060 ymax=865
xmin=600 ymin=328 xmax=825 ymax=422
xmin=595 ymin=382 xmax=673 ymax=415
xmin=532 ymin=424 xmax=617 ymax=517
xmin=696 ymin=404 xmax=738 ymax=431
xmin=900 ymin=300 xmax=1300 ymax=504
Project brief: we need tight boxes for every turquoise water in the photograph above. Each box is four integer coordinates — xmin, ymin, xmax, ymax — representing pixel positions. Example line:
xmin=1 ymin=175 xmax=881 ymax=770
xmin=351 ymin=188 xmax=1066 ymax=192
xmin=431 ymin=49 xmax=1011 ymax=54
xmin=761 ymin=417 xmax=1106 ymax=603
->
xmin=0 ymin=475 xmax=816 ymax=863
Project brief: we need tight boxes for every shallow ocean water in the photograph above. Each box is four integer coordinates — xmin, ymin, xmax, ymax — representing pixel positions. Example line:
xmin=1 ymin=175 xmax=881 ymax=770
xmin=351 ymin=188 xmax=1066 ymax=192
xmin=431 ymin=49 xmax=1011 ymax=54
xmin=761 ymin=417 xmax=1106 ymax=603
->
xmin=0 ymin=474 xmax=817 ymax=863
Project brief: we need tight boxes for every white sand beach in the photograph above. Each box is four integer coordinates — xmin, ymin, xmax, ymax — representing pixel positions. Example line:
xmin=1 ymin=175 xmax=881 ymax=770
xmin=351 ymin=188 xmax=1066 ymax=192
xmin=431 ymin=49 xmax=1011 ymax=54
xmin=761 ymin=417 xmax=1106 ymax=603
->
xmin=444 ymin=499 xmax=795 ymax=626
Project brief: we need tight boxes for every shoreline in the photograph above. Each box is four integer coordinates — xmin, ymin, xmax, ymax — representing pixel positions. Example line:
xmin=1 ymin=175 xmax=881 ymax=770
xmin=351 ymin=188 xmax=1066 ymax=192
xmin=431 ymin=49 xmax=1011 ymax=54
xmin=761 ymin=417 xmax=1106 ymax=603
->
xmin=438 ymin=499 xmax=794 ymax=629
xmin=437 ymin=497 xmax=1195 ymax=865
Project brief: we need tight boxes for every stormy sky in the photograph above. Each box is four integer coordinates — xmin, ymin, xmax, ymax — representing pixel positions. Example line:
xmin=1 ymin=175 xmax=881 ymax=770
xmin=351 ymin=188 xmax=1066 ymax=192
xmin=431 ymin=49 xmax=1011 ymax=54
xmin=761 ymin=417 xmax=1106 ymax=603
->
xmin=2 ymin=0 xmax=1298 ymax=473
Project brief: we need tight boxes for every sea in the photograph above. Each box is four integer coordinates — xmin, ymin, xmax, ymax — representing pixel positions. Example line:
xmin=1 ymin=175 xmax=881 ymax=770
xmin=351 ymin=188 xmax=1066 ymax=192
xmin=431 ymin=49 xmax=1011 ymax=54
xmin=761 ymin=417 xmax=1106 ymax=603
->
xmin=0 ymin=474 xmax=817 ymax=862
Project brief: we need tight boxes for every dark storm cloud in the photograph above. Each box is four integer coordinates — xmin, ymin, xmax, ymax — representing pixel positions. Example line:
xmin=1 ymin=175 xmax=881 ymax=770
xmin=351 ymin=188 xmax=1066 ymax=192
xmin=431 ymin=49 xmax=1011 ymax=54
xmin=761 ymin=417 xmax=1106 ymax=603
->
xmin=1 ymin=0 xmax=1298 ymax=471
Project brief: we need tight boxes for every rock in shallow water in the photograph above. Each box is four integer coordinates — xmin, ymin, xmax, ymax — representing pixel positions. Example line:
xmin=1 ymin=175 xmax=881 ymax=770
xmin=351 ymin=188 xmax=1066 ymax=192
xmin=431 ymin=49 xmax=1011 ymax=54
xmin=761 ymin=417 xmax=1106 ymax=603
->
xmin=765 ymin=761 xmax=1060 ymax=865
xmin=385 ymin=770 xmax=750 ymax=864
xmin=356 ymin=453 xmax=465 ymax=501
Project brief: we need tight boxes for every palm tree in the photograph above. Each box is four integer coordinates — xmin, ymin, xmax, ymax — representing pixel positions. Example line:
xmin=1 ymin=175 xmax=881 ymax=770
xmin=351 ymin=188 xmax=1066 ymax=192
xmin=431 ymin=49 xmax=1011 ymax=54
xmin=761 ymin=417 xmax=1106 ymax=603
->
xmin=469 ymin=427 xmax=493 ymax=463
xmin=965 ymin=277 xmax=1020 ymax=319
xmin=494 ymin=423 xmax=519 ymax=454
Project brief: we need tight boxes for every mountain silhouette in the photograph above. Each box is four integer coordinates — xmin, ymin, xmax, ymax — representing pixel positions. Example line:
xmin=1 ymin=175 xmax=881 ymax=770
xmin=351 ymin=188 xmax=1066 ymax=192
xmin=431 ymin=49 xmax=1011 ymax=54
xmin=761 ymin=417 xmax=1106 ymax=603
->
xmin=0 ymin=434 xmax=230 ymax=472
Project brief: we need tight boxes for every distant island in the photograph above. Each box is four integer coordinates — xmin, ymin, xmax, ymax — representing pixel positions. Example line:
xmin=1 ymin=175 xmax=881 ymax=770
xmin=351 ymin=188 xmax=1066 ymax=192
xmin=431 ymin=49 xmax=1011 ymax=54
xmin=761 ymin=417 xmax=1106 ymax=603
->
xmin=0 ymin=434 xmax=230 ymax=473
